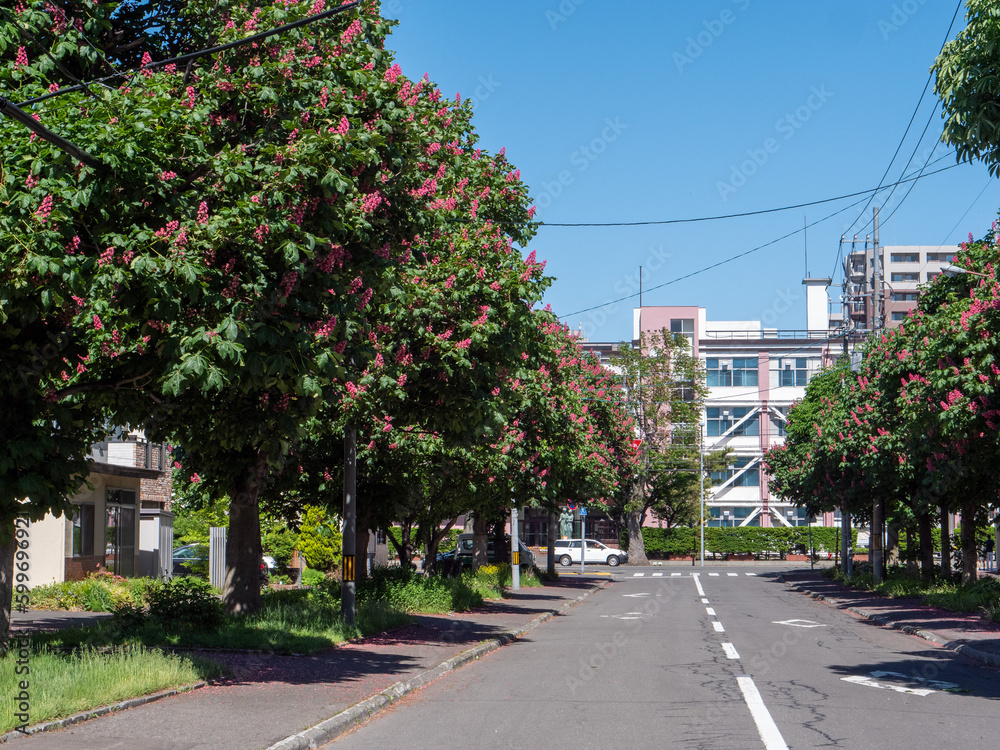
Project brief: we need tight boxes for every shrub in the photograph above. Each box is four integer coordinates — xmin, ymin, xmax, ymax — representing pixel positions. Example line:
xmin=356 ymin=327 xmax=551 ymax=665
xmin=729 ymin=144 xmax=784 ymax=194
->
xmin=301 ymin=567 xmax=327 ymax=586
xmin=146 ymin=577 xmax=224 ymax=629
xmin=298 ymin=505 xmax=342 ymax=572
xmin=357 ymin=566 xmax=482 ymax=613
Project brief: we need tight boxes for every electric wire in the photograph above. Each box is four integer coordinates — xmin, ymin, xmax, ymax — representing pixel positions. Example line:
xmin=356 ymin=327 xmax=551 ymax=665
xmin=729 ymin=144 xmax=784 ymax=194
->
xmin=558 ymin=167 xmax=961 ymax=321
xmin=937 ymin=179 xmax=995 ymax=247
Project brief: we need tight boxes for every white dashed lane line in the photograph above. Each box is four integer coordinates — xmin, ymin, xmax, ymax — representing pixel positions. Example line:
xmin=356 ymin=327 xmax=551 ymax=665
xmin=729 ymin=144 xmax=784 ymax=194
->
xmin=706 ymin=607 xmax=716 ymax=616
xmin=722 ymin=643 xmax=740 ymax=660
xmin=737 ymin=675 xmax=789 ymax=750
xmin=712 ymin=621 xmax=725 ymax=633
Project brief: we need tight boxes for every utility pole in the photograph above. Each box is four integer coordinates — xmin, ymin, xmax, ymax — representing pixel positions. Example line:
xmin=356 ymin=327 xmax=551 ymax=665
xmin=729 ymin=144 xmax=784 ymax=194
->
xmin=871 ymin=207 xmax=885 ymax=583
xmin=342 ymin=426 xmax=357 ymax=625
xmin=699 ymin=423 xmax=705 ymax=567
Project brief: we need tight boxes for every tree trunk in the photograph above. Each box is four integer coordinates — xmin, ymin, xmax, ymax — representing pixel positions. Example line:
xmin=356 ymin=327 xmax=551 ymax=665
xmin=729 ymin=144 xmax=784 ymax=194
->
xmin=940 ymin=509 xmax=952 ymax=580
xmin=472 ymin=515 xmax=490 ymax=569
xmin=223 ymin=454 xmax=266 ymax=615
xmin=626 ymin=509 xmax=648 ymax=566
xmin=961 ymin=502 xmax=978 ymax=584
xmin=918 ymin=512 xmax=934 ymax=583
xmin=492 ymin=518 xmax=508 ymax=569
xmin=872 ymin=497 xmax=884 ymax=583
xmin=0 ymin=520 xmax=16 ymax=650
xmin=905 ymin=527 xmax=918 ymax=577
xmin=886 ymin=522 xmax=900 ymax=567
xmin=547 ymin=511 xmax=556 ymax=577
xmin=355 ymin=526 xmax=370 ymax=588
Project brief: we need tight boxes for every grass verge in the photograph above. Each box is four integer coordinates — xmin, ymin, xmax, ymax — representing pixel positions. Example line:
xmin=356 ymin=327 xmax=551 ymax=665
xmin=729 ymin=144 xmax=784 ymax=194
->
xmin=824 ymin=566 xmax=1000 ymax=621
xmin=0 ymin=645 xmax=221 ymax=735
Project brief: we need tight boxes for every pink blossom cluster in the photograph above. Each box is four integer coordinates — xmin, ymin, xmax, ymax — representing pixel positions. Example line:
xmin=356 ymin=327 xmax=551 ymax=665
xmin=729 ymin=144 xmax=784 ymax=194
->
xmin=340 ymin=18 xmax=362 ymax=44
xmin=359 ymin=191 xmax=384 ymax=213
xmin=34 ymin=194 xmax=53 ymax=223
xmin=15 ymin=46 xmax=28 ymax=68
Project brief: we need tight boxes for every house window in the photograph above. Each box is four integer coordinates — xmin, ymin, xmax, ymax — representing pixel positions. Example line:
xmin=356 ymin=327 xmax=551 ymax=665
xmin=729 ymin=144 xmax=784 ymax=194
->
xmin=670 ymin=318 xmax=694 ymax=338
xmin=891 ymin=311 xmax=908 ymax=322
xmin=890 ymin=253 xmax=919 ymax=263
xmin=706 ymin=407 xmax=758 ymax=437
xmin=105 ymin=489 xmax=137 ymax=577
xmin=890 ymin=292 xmax=919 ymax=302
xmin=72 ymin=503 xmax=95 ymax=557
xmin=890 ymin=272 xmax=919 ymax=282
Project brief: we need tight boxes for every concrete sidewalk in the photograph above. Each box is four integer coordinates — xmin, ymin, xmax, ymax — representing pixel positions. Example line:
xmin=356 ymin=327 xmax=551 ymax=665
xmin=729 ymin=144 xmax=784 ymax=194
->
xmin=6 ymin=579 xmax=605 ymax=749
xmin=782 ymin=570 xmax=1000 ymax=668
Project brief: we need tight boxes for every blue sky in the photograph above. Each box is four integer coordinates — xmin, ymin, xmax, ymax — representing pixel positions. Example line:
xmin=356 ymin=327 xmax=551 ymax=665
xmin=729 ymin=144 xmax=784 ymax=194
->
xmin=383 ymin=0 xmax=997 ymax=342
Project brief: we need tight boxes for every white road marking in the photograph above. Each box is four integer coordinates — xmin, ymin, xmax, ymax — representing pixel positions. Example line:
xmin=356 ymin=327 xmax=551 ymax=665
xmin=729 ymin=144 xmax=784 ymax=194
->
xmin=746 ymin=573 xmax=757 ymax=576
xmin=841 ymin=671 xmax=958 ymax=696
xmin=623 ymin=593 xmax=650 ymax=598
xmin=701 ymin=598 xmax=710 ymax=604
xmin=709 ymin=572 xmax=720 ymax=577
xmin=712 ymin=621 xmax=725 ymax=633
xmin=632 ymin=572 xmax=645 ymax=577
xmin=671 ymin=572 xmax=681 ymax=577
xmin=652 ymin=572 xmax=663 ymax=577
xmin=706 ymin=607 xmax=716 ymax=616
xmin=722 ymin=642 xmax=740 ymax=660
xmin=737 ymin=675 xmax=789 ymax=750
xmin=693 ymin=574 xmax=705 ymax=596
xmin=772 ymin=619 xmax=826 ymax=628
xmin=728 ymin=573 xmax=738 ymax=577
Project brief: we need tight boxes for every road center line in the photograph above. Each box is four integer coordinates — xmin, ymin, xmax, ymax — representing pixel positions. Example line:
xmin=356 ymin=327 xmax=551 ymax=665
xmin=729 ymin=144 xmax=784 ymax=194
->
xmin=693 ymin=574 xmax=705 ymax=597
xmin=736 ymin=675 xmax=789 ymax=750
xmin=712 ymin=621 xmax=725 ymax=633
xmin=706 ymin=607 xmax=716 ymax=616
xmin=722 ymin=642 xmax=740 ymax=660
xmin=701 ymin=598 xmax=710 ymax=604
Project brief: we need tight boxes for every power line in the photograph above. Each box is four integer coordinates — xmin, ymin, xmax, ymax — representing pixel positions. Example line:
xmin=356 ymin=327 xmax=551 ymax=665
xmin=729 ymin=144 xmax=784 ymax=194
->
xmin=937 ymin=178 xmax=995 ymax=246
xmin=535 ymin=163 xmax=959 ymax=228
xmin=559 ymin=164 xmax=962 ymax=320
xmin=16 ymin=1 xmax=361 ymax=108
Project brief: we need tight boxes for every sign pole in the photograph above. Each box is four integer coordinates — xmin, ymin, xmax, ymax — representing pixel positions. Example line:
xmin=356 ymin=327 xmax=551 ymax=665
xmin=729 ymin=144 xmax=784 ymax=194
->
xmin=580 ymin=507 xmax=587 ymax=574
xmin=511 ymin=506 xmax=520 ymax=591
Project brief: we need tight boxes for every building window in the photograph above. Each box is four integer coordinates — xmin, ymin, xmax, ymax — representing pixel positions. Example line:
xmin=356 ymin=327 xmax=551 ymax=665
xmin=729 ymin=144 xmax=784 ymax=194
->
xmin=105 ymin=489 xmax=137 ymax=577
xmin=890 ymin=292 xmax=919 ymax=301
xmin=72 ymin=503 xmax=95 ymax=557
xmin=772 ymin=406 xmax=789 ymax=437
xmin=890 ymin=272 xmax=919 ymax=282
xmin=670 ymin=318 xmax=694 ymax=337
xmin=706 ymin=407 xmax=758 ymax=437
xmin=706 ymin=358 xmax=757 ymax=387
xmin=777 ymin=358 xmax=809 ymax=386
xmin=784 ymin=507 xmax=810 ymax=527
xmin=891 ymin=311 xmax=908 ymax=322
xmin=926 ymin=252 xmax=954 ymax=262
xmin=926 ymin=271 xmax=942 ymax=281
xmin=890 ymin=253 xmax=919 ymax=263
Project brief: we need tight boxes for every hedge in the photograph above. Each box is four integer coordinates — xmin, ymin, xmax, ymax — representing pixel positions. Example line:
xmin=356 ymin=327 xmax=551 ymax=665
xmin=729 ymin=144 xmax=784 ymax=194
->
xmin=636 ymin=526 xmax=859 ymax=558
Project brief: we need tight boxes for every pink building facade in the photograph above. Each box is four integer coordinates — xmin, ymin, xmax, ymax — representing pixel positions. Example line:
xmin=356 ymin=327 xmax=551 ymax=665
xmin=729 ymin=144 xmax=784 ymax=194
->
xmin=635 ymin=279 xmax=840 ymax=529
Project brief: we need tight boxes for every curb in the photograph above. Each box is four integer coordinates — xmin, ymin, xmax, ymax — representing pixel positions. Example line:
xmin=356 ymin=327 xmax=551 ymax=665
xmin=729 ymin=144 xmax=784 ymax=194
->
xmin=0 ymin=681 xmax=207 ymax=744
xmin=783 ymin=579 xmax=1000 ymax=669
xmin=265 ymin=581 xmax=610 ymax=750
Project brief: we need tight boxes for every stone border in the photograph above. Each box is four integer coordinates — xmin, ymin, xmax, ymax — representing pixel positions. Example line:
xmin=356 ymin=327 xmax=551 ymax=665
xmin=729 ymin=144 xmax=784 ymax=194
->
xmin=783 ymin=578 xmax=1000 ymax=669
xmin=265 ymin=581 xmax=610 ymax=750
xmin=0 ymin=682 xmax=207 ymax=744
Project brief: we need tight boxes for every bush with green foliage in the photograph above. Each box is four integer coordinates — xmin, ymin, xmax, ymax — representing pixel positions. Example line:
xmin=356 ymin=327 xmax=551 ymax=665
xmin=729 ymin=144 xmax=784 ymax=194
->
xmin=298 ymin=506 xmax=342 ymax=572
xmin=636 ymin=526 xmax=857 ymax=558
xmin=301 ymin=568 xmax=327 ymax=587
xmin=146 ymin=577 xmax=224 ymax=629
xmin=28 ymin=572 xmax=149 ymax=612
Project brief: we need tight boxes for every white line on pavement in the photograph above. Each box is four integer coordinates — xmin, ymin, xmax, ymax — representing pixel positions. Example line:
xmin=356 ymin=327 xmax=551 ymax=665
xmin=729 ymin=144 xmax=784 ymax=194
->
xmin=737 ymin=675 xmax=789 ymax=750
xmin=712 ymin=621 xmax=725 ymax=633
xmin=693 ymin=574 xmax=705 ymax=597
xmin=652 ymin=572 xmax=663 ymax=577
xmin=722 ymin=643 xmax=740 ymax=660
xmin=728 ymin=573 xmax=738 ymax=577
xmin=632 ymin=572 xmax=645 ymax=577
xmin=709 ymin=573 xmax=720 ymax=577
xmin=671 ymin=572 xmax=681 ymax=577
xmin=701 ymin=598 xmax=710 ymax=604
xmin=746 ymin=573 xmax=757 ymax=576
xmin=706 ymin=607 xmax=716 ymax=616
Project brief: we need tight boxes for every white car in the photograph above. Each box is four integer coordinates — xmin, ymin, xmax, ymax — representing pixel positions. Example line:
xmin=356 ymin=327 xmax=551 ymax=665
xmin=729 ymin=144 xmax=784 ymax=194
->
xmin=554 ymin=539 xmax=626 ymax=567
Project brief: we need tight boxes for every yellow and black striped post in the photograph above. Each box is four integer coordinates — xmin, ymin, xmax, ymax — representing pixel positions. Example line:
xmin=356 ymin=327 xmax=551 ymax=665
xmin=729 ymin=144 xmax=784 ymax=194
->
xmin=342 ymin=554 xmax=355 ymax=583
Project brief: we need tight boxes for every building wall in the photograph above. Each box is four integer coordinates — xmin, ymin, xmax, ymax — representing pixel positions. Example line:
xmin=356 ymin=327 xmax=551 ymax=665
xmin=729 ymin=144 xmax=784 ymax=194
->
xmin=26 ymin=513 xmax=66 ymax=587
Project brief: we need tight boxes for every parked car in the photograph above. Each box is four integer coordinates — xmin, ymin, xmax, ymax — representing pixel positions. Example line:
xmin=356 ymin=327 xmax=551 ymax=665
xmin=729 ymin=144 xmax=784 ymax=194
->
xmin=553 ymin=539 xmax=626 ymax=567
xmin=454 ymin=534 xmax=535 ymax=568
xmin=172 ymin=543 xmax=208 ymax=577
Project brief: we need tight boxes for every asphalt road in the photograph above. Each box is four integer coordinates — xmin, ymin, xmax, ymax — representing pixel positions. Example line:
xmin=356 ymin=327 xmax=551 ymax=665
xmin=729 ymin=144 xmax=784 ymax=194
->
xmin=327 ymin=566 xmax=1000 ymax=749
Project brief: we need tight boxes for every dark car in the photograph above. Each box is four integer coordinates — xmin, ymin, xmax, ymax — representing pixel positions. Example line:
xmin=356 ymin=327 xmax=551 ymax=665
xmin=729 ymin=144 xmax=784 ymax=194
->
xmin=172 ymin=543 xmax=208 ymax=577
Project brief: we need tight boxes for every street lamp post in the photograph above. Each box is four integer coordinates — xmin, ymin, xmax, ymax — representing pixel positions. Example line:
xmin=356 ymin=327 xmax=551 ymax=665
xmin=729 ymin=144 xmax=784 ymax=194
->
xmin=941 ymin=263 xmax=989 ymax=279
